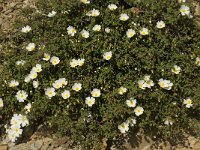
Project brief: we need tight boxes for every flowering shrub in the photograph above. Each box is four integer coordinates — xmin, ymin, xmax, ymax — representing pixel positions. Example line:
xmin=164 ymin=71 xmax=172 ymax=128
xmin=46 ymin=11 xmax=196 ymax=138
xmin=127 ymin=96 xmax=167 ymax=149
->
xmin=0 ymin=0 xmax=200 ymax=149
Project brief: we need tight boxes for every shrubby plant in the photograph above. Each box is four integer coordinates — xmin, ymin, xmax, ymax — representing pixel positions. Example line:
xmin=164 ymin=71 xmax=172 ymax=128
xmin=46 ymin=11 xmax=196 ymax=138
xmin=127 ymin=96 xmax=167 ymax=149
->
xmin=0 ymin=0 xmax=200 ymax=149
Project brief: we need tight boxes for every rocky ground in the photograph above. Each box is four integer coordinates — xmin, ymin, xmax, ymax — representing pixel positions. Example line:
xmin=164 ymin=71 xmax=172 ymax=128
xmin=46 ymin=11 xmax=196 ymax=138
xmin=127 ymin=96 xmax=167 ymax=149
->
xmin=1 ymin=0 xmax=200 ymax=150
xmin=1 ymin=129 xmax=200 ymax=150
xmin=0 ymin=0 xmax=36 ymax=33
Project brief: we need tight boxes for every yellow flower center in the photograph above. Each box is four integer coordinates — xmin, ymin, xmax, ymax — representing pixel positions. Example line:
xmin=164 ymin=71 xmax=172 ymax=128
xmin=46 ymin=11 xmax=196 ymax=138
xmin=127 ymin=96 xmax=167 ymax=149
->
xmin=121 ymin=124 xmax=125 ymax=128
xmin=142 ymin=31 xmax=146 ymax=35
xmin=182 ymin=9 xmax=186 ymax=13
xmin=160 ymin=83 xmax=165 ymax=87
xmin=106 ymin=55 xmax=111 ymax=59
xmin=20 ymin=94 xmax=24 ymax=98
xmin=187 ymin=100 xmax=191 ymax=104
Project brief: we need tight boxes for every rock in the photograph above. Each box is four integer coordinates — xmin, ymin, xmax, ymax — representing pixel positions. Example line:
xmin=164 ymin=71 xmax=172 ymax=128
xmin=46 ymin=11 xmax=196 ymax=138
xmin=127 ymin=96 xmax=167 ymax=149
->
xmin=34 ymin=140 xmax=43 ymax=149
xmin=0 ymin=145 xmax=8 ymax=150
xmin=53 ymin=137 xmax=68 ymax=147
xmin=30 ymin=143 xmax=37 ymax=150
xmin=9 ymin=143 xmax=27 ymax=150
xmin=195 ymin=3 xmax=200 ymax=16
xmin=41 ymin=144 xmax=49 ymax=150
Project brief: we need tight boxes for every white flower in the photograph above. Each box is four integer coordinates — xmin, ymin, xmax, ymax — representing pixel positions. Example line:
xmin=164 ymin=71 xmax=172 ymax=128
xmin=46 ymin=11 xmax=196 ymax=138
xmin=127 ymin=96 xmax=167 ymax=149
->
xmin=158 ymin=78 xmax=173 ymax=90
xmin=103 ymin=51 xmax=112 ymax=60
xmin=72 ymin=83 xmax=82 ymax=91
xmin=26 ymin=43 xmax=36 ymax=51
xmin=91 ymin=88 xmax=101 ymax=97
xmin=29 ymin=70 xmax=38 ymax=80
xmin=10 ymin=116 xmax=21 ymax=128
xmin=33 ymin=64 xmax=42 ymax=73
xmin=19 ymin=115 xmax=29 ymax=127
xmin=164 ymin=118 xmax=173 ymax=125
xmin=180 ymin=5 xmax=190 ymax=16
xmin=21 ymin=25 xmax=31 ymax=33
xmin=9 ymin=80 xmax=19 ymax=87
xmin=8 ymin=130 xmax=17 ymax=143
xmin=70 ymin=59 xmax=78 ymax=68
xmin=105 ymin=27 xmax=111 ymax=33
xmin=16 ymin=60 xmax=25 ymax=66
xmin=77 ymin=58 xmax=85 ymax=66
xmin=43 ymin=53 xmax=51 ymax=61
xmin=171 ymin=65 xmax=181 ymax=74
xmin=134 ymin=106 xmax=144 ymax=116
xmin=156 ymin=21 xmax=165 ymax=29
xmin=33 ymin=80 xmax=39 ymax=88
xmin=58 ymin=78 xmax=68 ymax=87
xmin=118 ymin=86 xmax=127 ymax=95
xmin=119 ymin=13 xmax=129 ymax=21
xmin=143 ymin=76 xmax=154 ymax=88
xmin=108 ymin=4 xmax=118 ymax=11
xmin=80 ymin=0 xmax=90 ymax=4
xmin=24 ymin=103 xmax=32 ymax=113
xmin=138 ymin=80 xmax=146 ymax=90
xmin=91 ymin=9 xmax=100 ymax=17
xmin=47 ymin=10 xmax=57 ymax=17
xmin=81 ymin=30 xmax=90 ymax=38
xmin=24 ymin=75 xmax=31 ymax=83
xmin=126 ymin=98 xmax=137 ymax=107
xmin=50 ymin=56 xmax=60 ymax=66
xmin=139 ymin=28 xmax=149 ymax=35
xmin=85 ymin=97 xmax=95 ymax=107
xmin=10 ymin=126 xmax=23 ymax=137
xmin=183 ymin=98 xmax=193 ymax=108
xmin=145 ymin=79 xmax=154 ymax=88
xmin=0 ymin=98 xmax=3 ymax=108
xmin=52 ymin=80 xmax=62 ymax=89
xmin=144 ymin=75 xmax=151 ymax=81
xmin=45 ymin=87 xmax=56 ymax=99
xmin=92 ymin=25 xmax=101 ymax=31
xmin=86 ymin=11 xmax=92 ymax=16
xmin=67 ymin=26 xmax=77 ymax=36
xmin=178 ymin=0 xmax=186 ymax=3
xmin=126 ymin=29 xmax=136 ymax=38
xmin=16 ymin=90 xmax=28 ymax=102
xmin=118 ymin=122 xmax=129 ymax=133
xmin=61 ymin=90 xmax=71 ymax=99
xmin=126 ymin=117 xmax=136 ymax=127
xmin=195 ymin=57 xmax=200 ymax=66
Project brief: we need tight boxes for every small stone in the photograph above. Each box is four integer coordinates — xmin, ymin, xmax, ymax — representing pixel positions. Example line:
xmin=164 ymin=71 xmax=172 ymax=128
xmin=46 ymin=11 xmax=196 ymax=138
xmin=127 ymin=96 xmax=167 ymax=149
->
xmin=0 ymin=18 xmax=3 ymax=26
xmin=9 ymin=2 xmax=17 ymax=8
xmin=0 ymin=6 xmax=3 ymax=12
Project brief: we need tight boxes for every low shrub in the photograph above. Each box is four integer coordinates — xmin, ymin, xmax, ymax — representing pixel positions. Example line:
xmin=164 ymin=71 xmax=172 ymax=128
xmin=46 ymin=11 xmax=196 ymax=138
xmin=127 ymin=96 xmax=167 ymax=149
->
xmin=0 ymin=0 xmax=200 ymax=149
